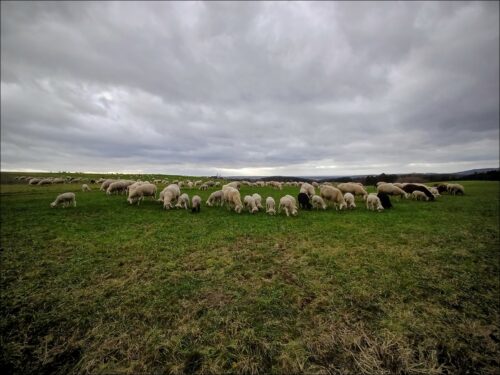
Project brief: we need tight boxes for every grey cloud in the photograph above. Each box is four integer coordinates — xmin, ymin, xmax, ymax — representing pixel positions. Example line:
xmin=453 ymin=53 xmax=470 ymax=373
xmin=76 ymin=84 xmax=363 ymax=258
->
xmin=1 ymin=1 xmax=498 ymax=176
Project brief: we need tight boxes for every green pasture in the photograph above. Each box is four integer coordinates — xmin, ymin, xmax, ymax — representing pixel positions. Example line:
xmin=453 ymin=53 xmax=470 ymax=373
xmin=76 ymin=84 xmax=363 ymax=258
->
xmin=1 ymin=175 xmax=498 ymax=374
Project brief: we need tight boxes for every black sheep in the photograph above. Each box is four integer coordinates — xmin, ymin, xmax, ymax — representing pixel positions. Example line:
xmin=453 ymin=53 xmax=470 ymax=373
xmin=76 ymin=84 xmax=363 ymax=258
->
xmin=298 ymin=192 xmax=312 ymax=210
xmin=435 ymin=184 xmax=448 ymax=194
xmin=402 ymin=184 xmax=435 ymax=201
xmin=377 ymin=192 xmax=393 ymax=209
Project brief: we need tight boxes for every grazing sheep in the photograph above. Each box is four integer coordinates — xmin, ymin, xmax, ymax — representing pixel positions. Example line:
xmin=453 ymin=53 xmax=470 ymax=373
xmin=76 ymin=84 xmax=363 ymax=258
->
xmin=127 ymin=183 xmax=157 ymax=206
xmin=223 ymin=187 xmax=243 ymax=213
xmin=344 ymin=193 xmax=356 ymax=209
xmin=100 ymin=179 xmax=116 ymax=191
xmin=191 ymin=195 xmax=201 ymax=213
xmin=320 ymin=185 xmax=347 ymax=210
xmin=311 ymin=195 xmax=327 ymax=210
xmin=312 ymin=181 xmax=319 ymax=188
xmin=50 ymin=192 xmax=76 ymax=208
xmin=81 ymin=184 xmax=91 ymax=192
xmin=299 ymin=182 xmax=315 ymax=198
xmin=106 ymin=180 xmax=130 ymax=195
xmin=194 ymin=180 xmax=203 ymax=187
xmin=223 ymin=181 xmax=241 ymax=190
xmin=268 ymin=181 xmax=283 ymax=190
xmin=402 ymin=184 xmax=435 ymax=201
xmin=298 ymin=192 xmax=312 ymax=210
xmin=435 ymin=183 xmax=449 ymax=194
xmin=159 ymin=184 xmax=181 ymax=209
xmin=37 ymin=178 xmax=53 ymax=185
xmin=376 ymin=181 xmax=387 ymax=187
xmin=377 ymin=192 xmax=392 ymax=209
xmin=199 ymin=183 xmax=209 ymax=191
xmin=366 ymin=193 xmax=384 ymax=211
xmin=28 ymin=178 xmax=42 ymax=185
xmin=243 ymin=195 xmax=259 ymax=214
xmin=377 ymin=183 xmax=409 ymax=199
xmin=412 ymin=190 xmax=429 ymax=201
xmin=266 ymin=197 xmax=276 ymax=215
xmin=206 ymin=190 xmax=224 ymax=207
xmin=175 ymin=193 xmax=190 ymax=210
xmin=278 ymin=195 xmax=298 ymax=217
xmin=447 ymin=183 xmax=465 ymax=195
xmin=337 ymin=182 xmax=368 ymax=199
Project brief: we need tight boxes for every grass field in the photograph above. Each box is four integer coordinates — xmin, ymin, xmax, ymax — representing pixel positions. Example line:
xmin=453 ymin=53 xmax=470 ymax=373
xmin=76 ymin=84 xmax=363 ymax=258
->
xmin=1 ymin=175 xmax=498 ymax=374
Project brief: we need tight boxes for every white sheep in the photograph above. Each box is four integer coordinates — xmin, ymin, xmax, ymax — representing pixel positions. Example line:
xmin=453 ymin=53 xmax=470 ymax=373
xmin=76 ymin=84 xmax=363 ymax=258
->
xmin=266 ymin=197 xmax=276 ymax=215
xmin=191 ymin=195 xmax=201 ymax=213
xmin=447 ymin=183 xmax=465 ymax=195
xmin=311 ymin=195 xmax=327 ymax=210
xmin=81 ymin=184 xmax=91 ymax=192
xmin=320 ymin=185 xmax=347 ymax=210
xmin=206 ymin=190 xmax=224 ymax=207
xmin=243 ymin=195 xmax=259 ymax=214
xmin=159 ymin=184 xmax=181 ymax=210
xmin=199 ymin=183 xmax=209 ymax=191
xmin=366 ymin=193 xmax=384 ymax=211
xmin=223 ymin=181 xmax=241 ymax=190
xmin=412 ymin=190 xmax=429 ymax=201
xmin=344 ymin=192 xmax=356 ymax=209
xmin=279 ymin=195 xmax=298 ymax=216
xmin=377 ymin=183 xmax=409 ymax=199
xmin=252 ymin=193 xmax=264 ymax=210
xmin=175 ymin=193 xmax=190 ymax=209
xmin=223 ymin=186 xmax=243 ymax=213
xmin=127 ymin=183 xmax=157 ymax=206
xmin=299 ymin=182 xmax=315 ymax=198
xmin=337 ymin=182 xmax=368 ymax=199
xmin=106 ymin=180 xmax=130 ymax=195
xmin=50 ymin=192 xmax=76 ymax=208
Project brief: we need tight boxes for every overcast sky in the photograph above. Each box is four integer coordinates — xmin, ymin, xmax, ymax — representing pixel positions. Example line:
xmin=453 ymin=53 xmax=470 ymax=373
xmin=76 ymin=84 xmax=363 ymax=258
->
xmin=1 ymin=1 xmax=499 ymax=176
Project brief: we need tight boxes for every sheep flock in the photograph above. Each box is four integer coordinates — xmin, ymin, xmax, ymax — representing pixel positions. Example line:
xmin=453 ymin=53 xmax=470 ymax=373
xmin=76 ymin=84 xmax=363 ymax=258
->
xmin=14 ymin=176 xmax=465 ymax=216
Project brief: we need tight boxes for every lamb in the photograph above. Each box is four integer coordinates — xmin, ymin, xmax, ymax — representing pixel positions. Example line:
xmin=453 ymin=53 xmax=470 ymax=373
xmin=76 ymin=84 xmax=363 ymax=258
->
xmin=366 ymin=193 xmax=384 ymax=211
xmin=299 ymin=182 xmax=315 ymax=198
xmin=402 ymin=184 xmax=435 ymax=201
xmin=412 ymin=190 xmax=429 ymax=201
xmin=191 ymin=195 xmax=201 ymax=213
xmin=175 ymin=193 xmax=190 ymax=210
xmin=223 ymin=187 xmax=243 ymax=213
xmin=337 ymin=182 xmax=368 ymax=199
xmin=377 ymin=192 xmax=392 ymax=209
xmin=278 ymin=195 xmax=298 ymax=216
xmin=377 ymin=183 xmax=409 ymax=199
xmin=252 ymin=193 xmax=264 ymax=210
xmin=243 ymin=195 xmax=259 ymax=214
xmin=447 ymin=183 xmax=465 ymax=195
xmin=159 ymin=184 xmax=181 ymax=209
xmin=50 ymin=192 xmax=76 ymax=208
xmin=206 ymin=190 xmax=224 ymax=207
xmin=320 ymin=185 xmax=347 ymax=210
xmin=298 ymin=192 xmax=312 ymax=209
xmin=127 ymin=183 xmax=157 ymax=206
xmin=344 ymin=193 xmax=356 ymax=209
xmin=266 ymin=197 xmax=276 ymax=215
xmin=311 ymin=195 xmax=327 ymax=210
xmin=81 ymin=184 xmax=91 ymax=192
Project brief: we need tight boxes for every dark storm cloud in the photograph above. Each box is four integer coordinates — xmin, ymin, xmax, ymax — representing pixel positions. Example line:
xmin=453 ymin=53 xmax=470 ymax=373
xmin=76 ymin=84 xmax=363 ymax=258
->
xmin=1 ymin=1 xmax=498 ymax=175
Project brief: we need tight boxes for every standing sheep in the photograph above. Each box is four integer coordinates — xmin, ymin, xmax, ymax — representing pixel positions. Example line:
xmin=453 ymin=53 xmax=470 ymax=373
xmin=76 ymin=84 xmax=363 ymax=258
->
xmin=311 ymin=195 xmax=327 ymax=210
xmin=278 ymin=195 xmax=298 ymax=217
xmin=50 ymin=192 xmax=76 ymax=208
xmin=206 ymin=190 xmax=224 ymax=207
xmin=344 ymin=193 xmax=356 ymax=209
xmin=191 ymin=195 xmax=201 ymax=213
xmin=175 ymin=193 xmax=190 ymax=210
xmin=320 ymin=185 xmax=347 ymax=210
xmin=299 ymin=183 xmax=315 ymax=198
xmin=266 ymin=197 xmax=276 ymax=215
xmin=366 ymin=193 xmax=384 ymax=212
xmin=337 ymin=183 xmax=368 ymax=200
